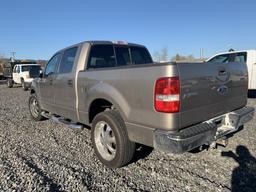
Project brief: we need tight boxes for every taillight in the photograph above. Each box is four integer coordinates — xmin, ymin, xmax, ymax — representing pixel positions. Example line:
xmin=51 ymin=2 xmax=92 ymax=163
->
xmin=154 ymin=77 xmax=180 ymax=113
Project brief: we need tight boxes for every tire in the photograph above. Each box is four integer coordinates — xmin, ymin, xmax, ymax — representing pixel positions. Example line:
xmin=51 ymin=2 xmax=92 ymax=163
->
xmin=28 ymin=94 xmax=45 ymax=121
xmin=91 ymin=110 xmax=135 ymax=168
xmin=7 ymin=79 xmax=13 ymax=88
xmin=21 ymin=79 xmax=28 ymax=91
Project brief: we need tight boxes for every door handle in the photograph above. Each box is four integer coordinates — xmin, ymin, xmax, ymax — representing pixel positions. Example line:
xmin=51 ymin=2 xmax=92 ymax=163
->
xmin=67 ymin=79 xmax=73 ymax=87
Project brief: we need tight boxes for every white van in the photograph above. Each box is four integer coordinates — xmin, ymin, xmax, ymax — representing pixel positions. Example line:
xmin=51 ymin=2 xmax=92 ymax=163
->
xmin=207 ymin=50 xmax=256 ymax=94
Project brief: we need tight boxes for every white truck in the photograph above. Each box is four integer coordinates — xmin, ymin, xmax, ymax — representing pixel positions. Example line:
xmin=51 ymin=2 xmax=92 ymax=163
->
xmin=207 ymin=50 xmax=256 ymax=96
xmin=7 ymin=64 xmax=41 ymax=90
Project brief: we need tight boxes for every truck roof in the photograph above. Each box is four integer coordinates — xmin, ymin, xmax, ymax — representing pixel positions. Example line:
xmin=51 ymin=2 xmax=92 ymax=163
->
xmin=16 ymin=64 xmax=40 ymax=66
xmin=207 ymin=49 xmax=256 ymax=62
xmin=85 ymin=40 xmax=145 ymax=47
xmin=58 ymin=40 xmax=146 ymax=53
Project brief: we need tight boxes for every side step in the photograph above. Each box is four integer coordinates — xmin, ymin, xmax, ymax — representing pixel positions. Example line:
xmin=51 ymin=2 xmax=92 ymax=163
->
xmin=42 ymin=112 xmax=84 ymax=129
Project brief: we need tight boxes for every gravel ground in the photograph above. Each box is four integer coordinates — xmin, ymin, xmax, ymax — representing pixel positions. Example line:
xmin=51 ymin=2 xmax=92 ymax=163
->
xmin=0 ymin=84 xmax=256 ymax=192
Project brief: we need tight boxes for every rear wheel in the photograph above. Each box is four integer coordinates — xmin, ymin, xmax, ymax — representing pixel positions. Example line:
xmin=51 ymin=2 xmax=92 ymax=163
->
xmin=29 ymin=94 xmax=45 ymax=121
xmin=7 ymin=79 xmax=13 ymax=88
xmin=91 ymin=110 xmax=135 ymax=168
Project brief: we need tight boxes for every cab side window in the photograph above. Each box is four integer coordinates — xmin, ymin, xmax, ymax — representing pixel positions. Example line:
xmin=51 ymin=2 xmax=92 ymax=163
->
xmin=15 ymin=66 xmax=21 ymax=73
xmin=58 ymin=47 xmax=78 ymax=73
xmin=45 ymin=53 xmax=62 ymax=76
xmin=208 ymin=54 xmax=230 ymax=63
xmin=13 ymin=66 xmax=17 ymax=73
xmin=234 ymin=52 xmax=247 ymax=63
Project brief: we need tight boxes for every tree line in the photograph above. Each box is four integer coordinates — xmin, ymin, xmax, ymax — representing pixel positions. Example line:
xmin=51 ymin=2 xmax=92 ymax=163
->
xmin=153 ymin=47 xmax=206 ymax=62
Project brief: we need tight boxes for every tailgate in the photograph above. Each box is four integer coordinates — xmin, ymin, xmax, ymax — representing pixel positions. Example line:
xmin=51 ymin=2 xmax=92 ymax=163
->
xmin=178 ymin=62 xmax=248 ymax=128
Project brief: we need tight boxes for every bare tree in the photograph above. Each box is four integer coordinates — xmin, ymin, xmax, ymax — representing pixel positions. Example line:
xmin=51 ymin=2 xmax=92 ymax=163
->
xmin=153 ymin=51 xmax=161 ymax=62
xmin=0 ymin=54 xmax=5 ymax=75
xmin=153 ymin=47 xmax=169 ymax=62
xmin=171 ymin=54 xmax=204 ymax=62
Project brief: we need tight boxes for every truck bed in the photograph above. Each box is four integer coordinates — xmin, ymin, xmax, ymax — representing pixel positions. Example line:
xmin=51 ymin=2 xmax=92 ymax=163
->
xmin=77 ymin=61 xmax=248 ymax=132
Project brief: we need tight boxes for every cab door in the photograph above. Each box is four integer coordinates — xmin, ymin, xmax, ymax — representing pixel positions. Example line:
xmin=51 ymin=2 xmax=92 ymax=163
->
xmin=38 ymin=53 xmax=62 ymax=112
xmin=53 ymin=47 xmax=78 ymax=121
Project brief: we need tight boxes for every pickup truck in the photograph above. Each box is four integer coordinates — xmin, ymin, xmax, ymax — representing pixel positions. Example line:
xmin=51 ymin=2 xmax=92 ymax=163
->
xmin=6 ymin=63 xmax=41 ymax=90
xmin=29 ymin=41 xmax=254 ymax=168
xmin=207 ymin=50 xmax=256 ymax=97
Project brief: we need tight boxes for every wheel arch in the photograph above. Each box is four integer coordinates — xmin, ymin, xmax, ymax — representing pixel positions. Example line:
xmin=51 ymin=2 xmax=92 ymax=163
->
xmin=85 ymin=83 xmax=130 ymax=123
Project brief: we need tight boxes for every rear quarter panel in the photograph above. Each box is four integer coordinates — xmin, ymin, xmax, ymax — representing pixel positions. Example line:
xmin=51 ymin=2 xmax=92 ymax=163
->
xmin=77 ymin=64 xmax=181 ymax=131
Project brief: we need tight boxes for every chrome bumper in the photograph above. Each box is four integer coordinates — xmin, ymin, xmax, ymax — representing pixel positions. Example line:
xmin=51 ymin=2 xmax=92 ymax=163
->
xmin=154 ymin=106 xmax=255 ymax=153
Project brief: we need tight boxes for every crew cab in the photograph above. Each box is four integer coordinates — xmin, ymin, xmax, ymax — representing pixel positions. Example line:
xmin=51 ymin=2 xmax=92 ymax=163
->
xmin=29 ymin=41 xmax=254 ymax=168
xmin=207 ymin=50 xmax=256 ymax=97
xmin=7 ymin=64 xmax=41 ymax=90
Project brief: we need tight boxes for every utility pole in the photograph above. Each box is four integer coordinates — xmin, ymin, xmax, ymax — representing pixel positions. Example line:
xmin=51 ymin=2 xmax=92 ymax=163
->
xmin=200 ymin=48 xmax=204 ymax=59
xmin=10 ymin=51 xmax=16 ymax=59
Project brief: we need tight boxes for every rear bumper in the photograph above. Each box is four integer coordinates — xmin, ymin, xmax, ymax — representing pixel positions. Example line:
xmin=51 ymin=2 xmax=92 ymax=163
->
xmin=154 ymin=106 xmax=255 ymax=153
xmin=24 ymin=78 xmax=34 ymax=83
xmin=24 ymin=79 xmax=34 ymax=88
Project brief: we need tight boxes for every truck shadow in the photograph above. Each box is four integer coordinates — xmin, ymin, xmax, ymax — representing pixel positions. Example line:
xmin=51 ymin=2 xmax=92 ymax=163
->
xmin=221 ymin=145 xmax=256 ymax=192
xmin=130 ymin=144 xmax=153 ymax=164
xmin=0 ymin=80 xmax=6 ymax=85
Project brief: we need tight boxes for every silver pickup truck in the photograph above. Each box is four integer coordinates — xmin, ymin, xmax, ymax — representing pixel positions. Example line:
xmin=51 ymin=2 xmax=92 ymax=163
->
xmin=29 ymin=41 xmax=254 ymax=168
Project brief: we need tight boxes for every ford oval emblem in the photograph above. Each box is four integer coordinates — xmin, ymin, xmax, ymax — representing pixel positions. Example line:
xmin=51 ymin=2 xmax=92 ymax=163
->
xmin=217 ymin=85 xmax=228 ymax=95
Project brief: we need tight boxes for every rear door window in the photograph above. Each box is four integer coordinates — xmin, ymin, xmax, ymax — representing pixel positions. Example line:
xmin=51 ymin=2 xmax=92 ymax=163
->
xmin=88 ymin=45 xmax=115 ymax=69
xmin=58 ymin=47 xmax=78 ymax=73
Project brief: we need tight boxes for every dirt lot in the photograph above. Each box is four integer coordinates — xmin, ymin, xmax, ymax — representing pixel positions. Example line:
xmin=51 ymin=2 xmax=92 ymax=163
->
xmin=0 ymin=84 xmax=255 ymax=192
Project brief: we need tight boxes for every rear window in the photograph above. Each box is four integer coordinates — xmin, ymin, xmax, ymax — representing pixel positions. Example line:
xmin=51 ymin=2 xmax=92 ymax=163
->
xmin=115 ymin=47 xmax=131 ymax=66
xmin=87 ymin=44 xmax=153 ymax=69
xmin=21 ymin=65 xmax=40 ymax=72
xmin=21 ymin=66 xmax=30 ymax=71
xmin=29 ymin=66 xmax=41 ymax=76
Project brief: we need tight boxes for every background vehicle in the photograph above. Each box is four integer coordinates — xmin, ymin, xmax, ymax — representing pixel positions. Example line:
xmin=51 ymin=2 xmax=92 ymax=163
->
xmin=29 ymin=41 xmax=254 ymax=168
xmin=207 ymin=50 xmax=256 ymax=96
xmin=6 ymin=63 xmax=41 ymax=90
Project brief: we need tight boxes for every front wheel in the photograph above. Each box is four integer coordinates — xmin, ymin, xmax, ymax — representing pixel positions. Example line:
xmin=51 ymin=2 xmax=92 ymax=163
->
xmin=29 ymin=94 xmax=45 ymax=121
xmin=91 ymin=110 xmax=135 ymax=168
